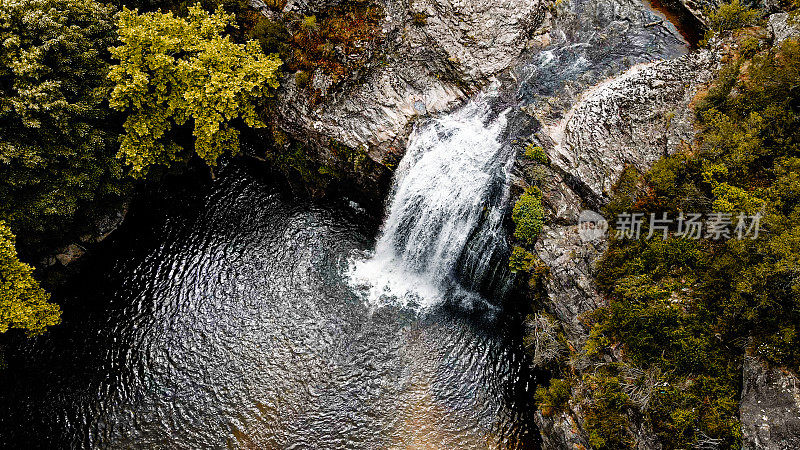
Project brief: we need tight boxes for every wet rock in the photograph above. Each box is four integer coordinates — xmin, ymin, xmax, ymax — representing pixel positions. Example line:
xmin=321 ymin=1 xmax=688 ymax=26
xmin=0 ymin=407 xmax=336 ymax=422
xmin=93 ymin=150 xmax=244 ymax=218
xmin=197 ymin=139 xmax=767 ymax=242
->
xmin=539 ymin=169 xmax=584 ymax=224
xmin=740 ymin=354 xmax=800 ymax=450
xmin=39 ymin=202 xmax=128 ymax=269
xmin=54 ymin=244 xmax=86 ymax=267
xmin=92 ymin=202 xmax=129 ymax=243
xmin=674 ymin=0 xmax=718 ymax=27
xmin=536 ymin=410 xmax=591 ymax=450
xmin=515 ymin=0 xmax=690 ymax=125
xmin=511 ymin=156 xmax=583 ymax=224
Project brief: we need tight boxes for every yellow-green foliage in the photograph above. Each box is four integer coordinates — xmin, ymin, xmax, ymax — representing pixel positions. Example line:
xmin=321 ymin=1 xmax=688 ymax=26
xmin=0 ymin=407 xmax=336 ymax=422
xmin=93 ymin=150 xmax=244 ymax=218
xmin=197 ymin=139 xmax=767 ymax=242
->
xmin=523 ymin=143 xmax=548 ymax=164
xmin=535 ymin=378 xmax=571 ymax=416
xmin=589 ymin=39 xmax=800 ymax=449
xmin=111 ymin=0 xmax=254 ymax=15
xmin=707 ymin=0 xmax=759 ymax=35
xmin=411 ymin=12 xmax=427 ymax=26
xmin=508 ymin=246 xmax=536 ymax=272
xmin=582 ymin=372 xmax=635 ymax=450
xmin=0 ymin=222 xmax=60 ymax=336
xmin=295 ymin=70 xmax=311 ymax=87
xmin=512 ymin=187 xmax=544 ymax=244
xmin=108 ymin=4 xmax=282 ymax=176
xmin=739 ymin=36 xmax=761 ymax=58
xmin=301 ymin=15 xmax=318 ymax=32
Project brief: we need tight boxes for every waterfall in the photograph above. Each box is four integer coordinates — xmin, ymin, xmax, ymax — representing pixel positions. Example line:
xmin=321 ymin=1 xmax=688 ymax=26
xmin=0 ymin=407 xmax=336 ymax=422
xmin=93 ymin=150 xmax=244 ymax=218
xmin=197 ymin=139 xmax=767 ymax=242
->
xmin=348 ymin=93 xmax=516 ymax=308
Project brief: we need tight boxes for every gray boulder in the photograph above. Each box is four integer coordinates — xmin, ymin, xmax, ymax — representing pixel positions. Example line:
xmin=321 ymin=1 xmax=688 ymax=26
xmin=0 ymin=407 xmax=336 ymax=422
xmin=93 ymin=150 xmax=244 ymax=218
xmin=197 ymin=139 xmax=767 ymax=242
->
xmin=769 ymin=12 xmax=800 ymax=44
xmin=741 ymin=354 xmax=800 ymax=450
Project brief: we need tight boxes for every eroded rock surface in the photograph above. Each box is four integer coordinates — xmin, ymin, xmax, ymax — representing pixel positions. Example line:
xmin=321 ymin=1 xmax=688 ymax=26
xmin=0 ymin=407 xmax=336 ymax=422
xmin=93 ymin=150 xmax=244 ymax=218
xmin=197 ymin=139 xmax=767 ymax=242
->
xmin=674 ymin=0 xmax=718 ymax=27
xmin=541 ymin=50 xmax=717 ymax=205
xmin=505 ymin=2 xmax=722 ymax=445
xmin=536 ymin=409 xmax=591 ymax=449
xmin=534 ymin=225 xmax=607 ymax=337
xmin=516 ymin=0 xmax=689 ymax=125
xmin=524 ymin=50 xmax=717 ymax=444
xmin=769 ymin=12 xmax=800 ymax=44
xmin=741 ymin=354 xmax=800 ymax=450
xmin=509 ymin=0 xmax=710 ymax=335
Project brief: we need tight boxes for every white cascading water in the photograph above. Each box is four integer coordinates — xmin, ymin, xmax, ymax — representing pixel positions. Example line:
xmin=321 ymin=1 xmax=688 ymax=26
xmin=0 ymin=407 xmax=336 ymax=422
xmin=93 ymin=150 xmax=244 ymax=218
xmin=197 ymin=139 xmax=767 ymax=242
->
xmin=348 ymin=93 xmax=514 ymax=308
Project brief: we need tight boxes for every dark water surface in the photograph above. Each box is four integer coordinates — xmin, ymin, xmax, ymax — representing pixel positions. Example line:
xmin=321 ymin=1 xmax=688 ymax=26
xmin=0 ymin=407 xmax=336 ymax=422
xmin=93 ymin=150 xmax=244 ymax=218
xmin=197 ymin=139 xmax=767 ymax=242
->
xmin=0 ymin=164 xmax=539 ymax=448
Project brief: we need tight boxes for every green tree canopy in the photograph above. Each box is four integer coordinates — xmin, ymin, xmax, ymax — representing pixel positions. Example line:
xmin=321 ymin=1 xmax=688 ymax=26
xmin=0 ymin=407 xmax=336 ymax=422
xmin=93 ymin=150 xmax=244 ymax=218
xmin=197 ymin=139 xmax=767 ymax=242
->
xmin=108 ymin=4 xmax=282 ymax=176
xmin=0 ymin=0 xmax=126 ymax=251
xmin=0 ymin=221 xmax=60 ymax=336
xmin=583 ymin=38 xmax=800 ymax=449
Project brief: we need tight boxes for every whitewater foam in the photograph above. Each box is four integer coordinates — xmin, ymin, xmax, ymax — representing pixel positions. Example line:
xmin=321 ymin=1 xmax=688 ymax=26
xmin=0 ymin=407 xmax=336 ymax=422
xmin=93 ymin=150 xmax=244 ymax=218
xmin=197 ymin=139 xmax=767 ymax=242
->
xmin=347 ymin=93 xmax=513 ymax=309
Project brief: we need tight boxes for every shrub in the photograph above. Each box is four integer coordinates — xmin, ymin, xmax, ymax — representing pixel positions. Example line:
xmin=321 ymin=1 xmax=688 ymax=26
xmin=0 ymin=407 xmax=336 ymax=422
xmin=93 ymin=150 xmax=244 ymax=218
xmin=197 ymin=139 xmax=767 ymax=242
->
xmin=512 ymin=187 xmax=545 ymax=244
xmin=247 ymin=17 xmax=290 ymax=56
xmin=411 ymin=12 xmax=427 ymax=26
xmin=301 ymin=15 xmax=318 ymax=33
xmin=0 ymin=0 xmax=128 ymax=251
xmin=0 ymin=222 xmax=61 ymax=336
xmin=589 ymin=38 xmax=800 ymax=449
xmin=707 ymin=0 xmax=759 ymax=35
xmin=508 ymin=246 xmax=536 ymax=272
xmin=284 ymin=3 xmax=384 ymax=102
xmin=295 ymin=70 xmax=311 ymax=87
xmin=739 ymin=36 xmax=760 ymax=58
xmin=524 ymin=313 xmax=563 ymax=367
xmin=524 ymin=143 xmax=548 ymax=164
xmin=583 ymin=372 xmax=635 ymax=450
xmin=535 ymin=378 xmax=572 ymax=416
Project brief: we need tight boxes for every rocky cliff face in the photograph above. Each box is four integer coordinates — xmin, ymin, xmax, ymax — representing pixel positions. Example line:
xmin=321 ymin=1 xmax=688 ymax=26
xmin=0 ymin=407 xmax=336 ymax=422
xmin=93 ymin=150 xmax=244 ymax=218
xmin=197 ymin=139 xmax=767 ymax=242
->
xmin=269 ymin=0 xmax=544 ymax=200
xmin=672 ymin=0 xmax=719 ymax=27
xmin=541 ymin=50 xmax=716 ymax=206
xmin=524 ymin=47 xmax=716 ymax=449
xmin=513 ymin=11 xmax=800 ymax=448
xmin=769 ymin=12 xmax=800 ymax=43
xmin=508 ymin=0 xmax=714 ymax=335
xmin=519 ymin=49 xmax=718 ymax=449
xmin=741 ymin=353 xmax=800 ymax=450
xmin=501 ymin=0 xmax=727 ymax=445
